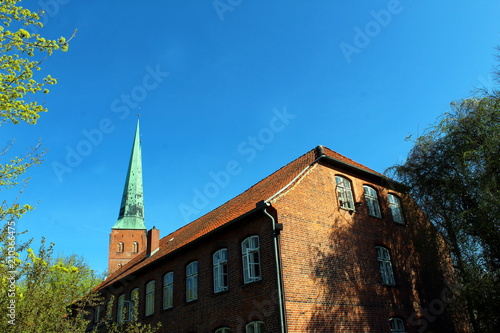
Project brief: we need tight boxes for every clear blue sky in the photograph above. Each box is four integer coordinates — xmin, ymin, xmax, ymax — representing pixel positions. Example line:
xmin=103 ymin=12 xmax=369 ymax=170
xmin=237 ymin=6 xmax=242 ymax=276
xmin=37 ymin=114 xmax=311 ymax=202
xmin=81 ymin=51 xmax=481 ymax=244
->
xmin=4 ymin=0 xmax=499 ymax=275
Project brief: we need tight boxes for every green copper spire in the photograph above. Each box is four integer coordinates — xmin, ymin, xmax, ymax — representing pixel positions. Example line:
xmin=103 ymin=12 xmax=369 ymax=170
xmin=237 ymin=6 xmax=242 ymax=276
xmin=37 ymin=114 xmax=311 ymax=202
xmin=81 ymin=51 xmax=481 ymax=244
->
xmin=112 ymin=121 xmax=146 ymax=230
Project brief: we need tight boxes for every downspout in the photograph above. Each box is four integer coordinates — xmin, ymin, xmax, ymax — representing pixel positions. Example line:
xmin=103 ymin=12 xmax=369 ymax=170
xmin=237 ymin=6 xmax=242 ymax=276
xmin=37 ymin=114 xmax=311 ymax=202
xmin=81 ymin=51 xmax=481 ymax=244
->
xmin=262 ymin=203 xmax=287 ymax=333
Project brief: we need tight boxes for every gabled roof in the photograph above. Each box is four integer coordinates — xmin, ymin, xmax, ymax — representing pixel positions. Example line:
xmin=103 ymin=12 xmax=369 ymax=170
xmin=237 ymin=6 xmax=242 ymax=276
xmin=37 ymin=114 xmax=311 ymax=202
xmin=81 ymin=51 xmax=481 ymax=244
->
xmin=97 ymin=145 xmax=384 ymax=290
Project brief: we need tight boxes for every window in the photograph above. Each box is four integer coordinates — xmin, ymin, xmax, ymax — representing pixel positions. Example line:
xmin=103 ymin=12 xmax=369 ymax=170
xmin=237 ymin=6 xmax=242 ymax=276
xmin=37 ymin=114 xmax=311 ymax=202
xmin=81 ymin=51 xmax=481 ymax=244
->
xmin=145 ymin=280 xmax=155 ymax=316
xmin=335 ymin=176 xmax=355 ymax=210
xmin=163 ymin=272 xmax=174 ymax=309
xmin=130 ymin=288 xmax=139 ymax=321
xmin=94 ymin=305 xmax=101 ymax=324
xmin=117 ymin=294 xmax=125 ymax=324
xmin=215 ymin=328 xmax=231 ymax=333
xmin=117 ymin=242 xmax=124 ymax=253
xmin=246 ymin=321 xmax=265 ymax=333
xmin=390 ymin=317 xmax=405 ymax=332
xmin=105 ymin=295 xmax=114 ymax=321
xmin=364 ymin=185 xmax=381 ymax=218
xmin=133 ymin=241 xmax=139 ymax=253
xmin=376 ymin=246 xmax=395 ymax=286
xmin=388 ymin=194 xmax=404 ymax=224
xmin=242 ymin=236 xmax=261 ymax=284
xmin=213 ymin=248 xmax=228 ymax=293
xmin=186 ymin=261 xmax=198 ymax=302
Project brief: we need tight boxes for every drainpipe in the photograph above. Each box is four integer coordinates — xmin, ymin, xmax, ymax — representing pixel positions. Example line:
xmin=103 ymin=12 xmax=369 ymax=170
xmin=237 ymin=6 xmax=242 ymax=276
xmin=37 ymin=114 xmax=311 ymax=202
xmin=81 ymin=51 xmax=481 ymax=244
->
xmin=260 ymin=202 xmax=287 ymax=333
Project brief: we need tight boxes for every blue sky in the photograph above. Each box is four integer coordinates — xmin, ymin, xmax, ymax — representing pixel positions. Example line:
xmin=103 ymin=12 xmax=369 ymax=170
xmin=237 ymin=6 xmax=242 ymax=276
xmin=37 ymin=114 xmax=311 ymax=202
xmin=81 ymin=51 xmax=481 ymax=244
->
xmin=3 ymin=0 xmax=499 ymax=275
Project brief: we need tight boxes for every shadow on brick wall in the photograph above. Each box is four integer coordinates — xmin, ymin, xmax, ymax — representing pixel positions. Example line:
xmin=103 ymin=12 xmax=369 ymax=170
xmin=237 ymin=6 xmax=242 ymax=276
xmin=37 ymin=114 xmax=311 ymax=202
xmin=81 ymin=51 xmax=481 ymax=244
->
xmin=305 ymin=198 xmax=463 ymax=332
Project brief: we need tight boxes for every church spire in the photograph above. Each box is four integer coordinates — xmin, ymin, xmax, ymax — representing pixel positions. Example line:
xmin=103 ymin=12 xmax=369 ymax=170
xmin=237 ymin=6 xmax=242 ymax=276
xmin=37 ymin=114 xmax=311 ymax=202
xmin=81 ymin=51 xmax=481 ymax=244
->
xmin=112 ymin=121 xmax=146 ymax=230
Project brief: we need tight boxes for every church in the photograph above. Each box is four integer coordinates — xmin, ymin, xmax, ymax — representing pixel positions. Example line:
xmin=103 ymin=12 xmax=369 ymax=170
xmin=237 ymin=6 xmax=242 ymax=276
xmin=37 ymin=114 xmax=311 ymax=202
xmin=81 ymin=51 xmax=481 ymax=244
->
xmin=88 ymin=121 xmax=462 ymax=332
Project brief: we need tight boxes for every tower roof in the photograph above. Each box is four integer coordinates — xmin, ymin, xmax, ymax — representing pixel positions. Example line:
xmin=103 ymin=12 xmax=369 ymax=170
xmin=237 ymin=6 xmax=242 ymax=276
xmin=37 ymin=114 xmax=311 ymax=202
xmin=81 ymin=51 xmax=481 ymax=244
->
xmin=112 ymin=121 xmax=146 ymax=230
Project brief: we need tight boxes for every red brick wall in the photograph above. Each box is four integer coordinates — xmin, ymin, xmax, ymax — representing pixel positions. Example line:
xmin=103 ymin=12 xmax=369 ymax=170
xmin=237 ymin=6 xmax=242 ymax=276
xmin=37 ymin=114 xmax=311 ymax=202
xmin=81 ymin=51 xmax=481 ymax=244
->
xmin=99 ymin=214 xmax=282 ymax=332
xmin=273 ymin=162 xmax=458 ymax=332
xmin=108 ymin=229 xmax=147 ymax=275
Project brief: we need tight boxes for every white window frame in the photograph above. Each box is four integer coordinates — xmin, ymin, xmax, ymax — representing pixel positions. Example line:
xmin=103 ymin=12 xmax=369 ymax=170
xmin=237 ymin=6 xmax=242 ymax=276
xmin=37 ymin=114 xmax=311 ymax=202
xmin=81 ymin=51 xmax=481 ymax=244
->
xmin=117 ymin=294 xmax=125 ymax=325
xmin=130 ymin=288 xmax=139 ymax=321
xmin=390 ymin=317 xmax=406 ymax=332
xmin=242 ymin=236 xmax=261 ymax=284
xmin=215 ymin=328 xmax=231 ymax=333
xmin=117 ymin=242 xmax=124 ymax=253
xmin=376 ymin=246 xmax=395 ymax=286
xmin=246 ymin=321 xmax=265 ymax=333
xmin=186 ymin=261 xmax=198 ymax=302
xmin=163 ymin=272 xmax=174 ymax=309
xmin=213 ymin=248 xmax=228 ymax=293
xmin=145 ymin=280 xmax=155 ymax=316
xmin=363 ymin=185 xmax=381 ymax=218
xmin=388 ymin=194 xmax=404 ymax=224
xmin=335 ymin=176 xmax=355 ymax=210
xmin=132 ymin=241 xmax=139 ymax=253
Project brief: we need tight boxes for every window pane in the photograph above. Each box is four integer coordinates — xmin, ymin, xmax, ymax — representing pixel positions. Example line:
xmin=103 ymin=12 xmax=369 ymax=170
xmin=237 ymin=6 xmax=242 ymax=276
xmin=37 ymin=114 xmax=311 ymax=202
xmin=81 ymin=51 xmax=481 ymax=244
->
xmin=117 ymin=294 xmax=125 ymax=324
xmin=388 ymin=194 xmax=404 ymax=224
xmin=163 ymin=272 xmax=173 ymax=309
xmin=336 ymin=176 xmax=354 ymax=210
xmin=242 ymin=237 xmax=261 ymax=283
xmin=376 ymin=247 xmax=395 ymax=285
xmin=145 ymin=281 xmax=155 ymax=316
xmin=130 ymin=288 xmax=139 ymax=321
xmin=186 ymin=262 xmax=198 ymax=301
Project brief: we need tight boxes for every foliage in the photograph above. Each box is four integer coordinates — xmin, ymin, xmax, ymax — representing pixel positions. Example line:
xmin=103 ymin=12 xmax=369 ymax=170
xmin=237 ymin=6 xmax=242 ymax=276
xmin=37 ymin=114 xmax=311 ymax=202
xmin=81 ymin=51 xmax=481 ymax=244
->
xmin=0 ymin=0 xmax=75 ymax=222
xmin=391 ymin=82 xmax=500 ymax=332
xmin=0 ymin=227 xmax=102 ymax=333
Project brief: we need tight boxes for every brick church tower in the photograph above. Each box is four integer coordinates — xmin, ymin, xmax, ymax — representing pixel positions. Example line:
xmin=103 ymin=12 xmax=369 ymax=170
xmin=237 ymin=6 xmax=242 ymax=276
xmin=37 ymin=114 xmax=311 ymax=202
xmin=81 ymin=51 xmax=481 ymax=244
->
xmin=108 ymin=121 xmax=147 ymax=275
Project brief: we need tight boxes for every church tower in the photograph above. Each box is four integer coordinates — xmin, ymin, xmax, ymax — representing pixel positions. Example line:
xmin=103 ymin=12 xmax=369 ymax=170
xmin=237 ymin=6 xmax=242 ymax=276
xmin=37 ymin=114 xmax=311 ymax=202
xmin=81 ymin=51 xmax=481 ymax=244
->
xmin=108 ymin=121 xmax=147 ymax=275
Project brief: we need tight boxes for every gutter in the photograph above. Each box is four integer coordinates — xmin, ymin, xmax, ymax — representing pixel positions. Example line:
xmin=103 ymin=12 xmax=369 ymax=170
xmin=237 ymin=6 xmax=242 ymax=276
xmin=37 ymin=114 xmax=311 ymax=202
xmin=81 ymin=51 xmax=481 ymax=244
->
xmin=259 ymin=201 xmax=287 ymax=333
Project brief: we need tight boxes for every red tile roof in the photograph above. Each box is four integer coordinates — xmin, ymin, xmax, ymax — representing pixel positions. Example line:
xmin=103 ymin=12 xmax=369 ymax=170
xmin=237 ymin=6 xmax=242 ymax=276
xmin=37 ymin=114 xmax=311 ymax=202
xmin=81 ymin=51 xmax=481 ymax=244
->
xmin=97 ymin=145 xmax=383 ymax=290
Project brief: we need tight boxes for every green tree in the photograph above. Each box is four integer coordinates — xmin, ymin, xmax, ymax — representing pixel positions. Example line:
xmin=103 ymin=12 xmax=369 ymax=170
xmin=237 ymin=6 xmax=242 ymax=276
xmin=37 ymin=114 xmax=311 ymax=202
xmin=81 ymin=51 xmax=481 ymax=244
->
xmin=391 ymin=75 xmax=500 ymax=331
xmin=0 ymin=234 xmax=102 ymax=332
xmin=1 ymin=0 xmax=74 ymax=221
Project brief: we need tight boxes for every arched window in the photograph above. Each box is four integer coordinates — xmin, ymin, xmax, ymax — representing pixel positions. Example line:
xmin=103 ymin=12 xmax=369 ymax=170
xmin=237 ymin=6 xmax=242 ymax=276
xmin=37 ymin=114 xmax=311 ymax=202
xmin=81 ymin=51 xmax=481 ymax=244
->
xmin=132 ymin=241 xmax=139 ymax=253
xmin=117 ymin=242 xmax=124 ymax=253
xmin=213 ymin=248 xmax=228 ymax=292
xmin=130 ymin=288 xmax=139 ymax=321
xmin=242 ymin=236 xmax=261 ymax=284
xmin=105 ymin=295 xmax=114 ymax=321
xmin=94 ymin=305 xmax=101 ymax=324
xmin=376 ymin=246 xmax=395 ymax=286
xmin=389 ymin=317 xmax=405 ymax=332
xmin=246 ymin=321 xmax=265 ymax=333
xmin=145 ymin=280 xmax=155 ymax=316
xmin=117 ymin=294 xmax=125 ymax=325
xmin=215 ymin=328 xmax=231 ymax=333
xmin=186 ymin=261 xmax=198 ymax=302
xmin=163 ymin=272 xmax=174 ymax=309
xmin=364 ymin=185 xmax=381 ymax=218
xmin=335 ymin=176 xmax=355 ymax=210
xmin=388 ymin=194 xmax=404 ymax=224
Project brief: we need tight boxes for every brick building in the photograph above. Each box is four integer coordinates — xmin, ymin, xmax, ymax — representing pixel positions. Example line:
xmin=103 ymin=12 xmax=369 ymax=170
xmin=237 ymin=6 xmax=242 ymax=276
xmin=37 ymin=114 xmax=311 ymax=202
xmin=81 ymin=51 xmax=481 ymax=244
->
xmin=89 ymin=122 xmax=461 ymax=332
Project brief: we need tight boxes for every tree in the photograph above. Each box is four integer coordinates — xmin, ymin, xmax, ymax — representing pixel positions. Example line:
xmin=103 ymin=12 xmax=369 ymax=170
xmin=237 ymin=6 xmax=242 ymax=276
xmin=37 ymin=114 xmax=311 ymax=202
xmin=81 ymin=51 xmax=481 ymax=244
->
xmin=391 ymin=74 xmax=500 ymax=331
xmin=1 ymin=0 xmax=75 ymax=222
xmin=0 ymin=234 xmax=103 ymax=332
